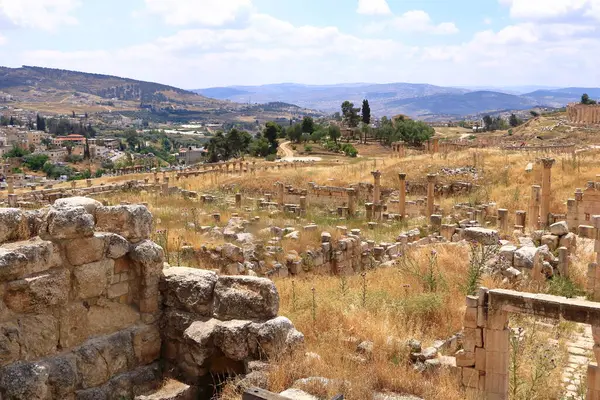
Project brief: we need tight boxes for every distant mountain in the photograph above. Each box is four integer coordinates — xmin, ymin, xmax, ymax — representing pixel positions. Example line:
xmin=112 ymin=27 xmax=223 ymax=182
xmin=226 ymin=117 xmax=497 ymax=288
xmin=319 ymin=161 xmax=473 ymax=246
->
xmin=196 ymin=82 xmax=593 ymax=119
xmin=523 ymin=87 xmax=600 ymax=107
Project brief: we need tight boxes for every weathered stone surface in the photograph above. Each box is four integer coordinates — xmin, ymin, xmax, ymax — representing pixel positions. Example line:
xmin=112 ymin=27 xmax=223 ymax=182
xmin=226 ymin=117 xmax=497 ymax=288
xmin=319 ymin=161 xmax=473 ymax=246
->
xmin=73 ymin=259 xmax=113 ymax=299
xmin=214 ymin=320 xmax=252 ymax=361
xmin=222 ymin=243 xmax=244 ymax=262
xmin=4 ymin=268 xmax=69 ymax=313
xmin=40 ymin=206 xmax=95 ymax=240
xmin=59 ymin=302 xmax=90 ymax=349
xmin=280 ymin=388 xmax=319 ymax=400
xmin=0 ymin=208 xmax=26 ymax=244
xmin=54 ymin=197 xmax=102 ymax=216
xmin=132 ymin=325 xmax=161 ymax=366
xmin=96 ymin=205 xmax=152 ymax=242
xmin=103 ymin=233 xmax=130 ymax=259
xmin=550 ymin=221 xmax=569 ymax=236
xmin=130 ymin=240 xmax=165 ymax=286
xmin=0 ymin=238 xmax=62 ymax=281
xmin=0 ymin=321 xmax=21 ymax=366
xmin=17 ymin=314 xmax=60 ymax=361
xmin=463 ymin=228 xmax=499 ymax=245
xmin=0 ymin=361 xmax=49 ymax=400
xmin=213 ymin=276 xmax=279 ymax=321
xmin=541 ymin=235 xmax=559 ymax=251
xmin=135 ymin=379 xmax=197 ymax=400
xmin=161 ymin=267 xmax=218 ymax=316
xmin=183 ymin=319 xmax=218 ymax=366
xmin=64 ymin=234 xmax=107 ymax=266
xmin=248 ymin=316 xmax=304 ymax=358
xmin=87 ymin=298 xmax=140 ymax=338
xmin=559 ymin=232 xmax=577 ymax=250
xmin=514 ymin=246 xmax=537 ymax=269
xmin=499 ymin=245 xmax=517 ymax=264
xmin=41 ymin=353 xmax=79 ymax=399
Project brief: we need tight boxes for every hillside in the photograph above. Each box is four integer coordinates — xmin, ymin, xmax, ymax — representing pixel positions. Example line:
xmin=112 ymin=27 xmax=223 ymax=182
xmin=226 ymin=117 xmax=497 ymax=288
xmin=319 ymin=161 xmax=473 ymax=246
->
xmin=523 ymin=87 xmax=600 ymax=107
xmin=0 ymin=66 xmax=323 ymax=124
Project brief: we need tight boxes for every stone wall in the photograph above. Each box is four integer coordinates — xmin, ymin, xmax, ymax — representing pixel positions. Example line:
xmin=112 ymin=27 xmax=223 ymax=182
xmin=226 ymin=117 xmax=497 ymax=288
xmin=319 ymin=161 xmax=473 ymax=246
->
xmin=567 ymin=103 xmax=600 ymax=125
xmin=160 ymin=268 xmax=303 ymax=397
xmin=0 ymin=197 xmax=164 ymax=399
xmin=567 ymin=182 xmax=600 ymax=231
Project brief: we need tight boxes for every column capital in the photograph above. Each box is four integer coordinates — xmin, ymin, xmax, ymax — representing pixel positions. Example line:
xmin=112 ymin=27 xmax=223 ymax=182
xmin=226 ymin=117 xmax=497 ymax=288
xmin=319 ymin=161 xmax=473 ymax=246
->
xmin=426 ymin=174 xmax=437 ymax=183
xmin=398 ymin=173 xmax=407 ymax=180
xmin=371 ymin=170 xmax=382 ymax=178
xmin=541 ymin=158 xmax=555 ymax=169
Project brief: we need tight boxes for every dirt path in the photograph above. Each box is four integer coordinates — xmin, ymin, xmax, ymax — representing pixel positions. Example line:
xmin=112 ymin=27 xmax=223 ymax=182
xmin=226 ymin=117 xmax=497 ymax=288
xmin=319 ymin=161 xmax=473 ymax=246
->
xmin=278 ymin=141 xmax=322 ymax=162
xmin=279 ymin=141 xmax=295 ymax=158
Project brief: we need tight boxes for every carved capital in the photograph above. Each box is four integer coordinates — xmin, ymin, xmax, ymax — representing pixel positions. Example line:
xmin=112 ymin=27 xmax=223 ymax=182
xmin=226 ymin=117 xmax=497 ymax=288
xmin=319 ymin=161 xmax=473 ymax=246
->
xmin=541 ymin=158 xmax=555 ymax=169
xmin=426 ymin=174 xmax=437 ymax=183
xmin=398 ymin=173 xmax=407 ymax=180
xmin=371 ymin=171 xmax=382 ymax=179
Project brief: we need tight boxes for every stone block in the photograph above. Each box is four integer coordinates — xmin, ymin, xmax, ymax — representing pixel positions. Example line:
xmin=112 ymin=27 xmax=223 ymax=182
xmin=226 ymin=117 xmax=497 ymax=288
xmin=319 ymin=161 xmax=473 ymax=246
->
xmin=53 ymin=196 xmax=102 ymax=216
xmin=455 ymin=349 xmax=475 ymax=367
xmin=559 ymin=232 xmax=577 ymax=250
xmin=485 ymin=329 xmax=509 ymax=353
xmin=0 ymin=360 xmax=50 ymax=399
xmin=130 ymin=240 xmax=165 ymax=287
xmin=0 ymin=208 xmax=28 ymax=244
xmin=485 ymin=372 xmax=508 ymax=395
xmin=96 ymin=205 xmax=153 ymax=242
xmin=462 ymin=367 xmax=481 ymax=389
xmin=103 ymin=233 xmax=130 ymax=259
xmin=541 ymin=234 xmax=559 ymax=251
xmin=64 ymin=234 xmax=106 ymax=266
xmin=549 ymin=221 xmax=569 ymax=236
xmin=475 ymin=347 xmax=486 ymax=371
xmin=73 ymin=259 xmax=114 ymax=299
xmin=247 ymin=316 xmax=304 ymax=359
xmin=463 ymin=227 xmax=499 ymax=245
xmin=59 ymin=302 xmax=90 ymax=349
xmin=161 ymin=267 xmax=218 ymax=316
xmin=17 ymin=314 xmax=60 ymax=361
xmin=0 ymin=321 xmax=20 ymax=366
xmin=41 ymin=353 xmax=79 ymax=399
xmin=0 ymin=238 xmax=62 ymax=282
xmin=132 ymin=325 xmax=161 ymax=366
xmin=39 ymin=206 xmax=95 ymax=240
xmin=485 ymin=350 xmax=509 ymax=374
xmin=213 ymin=275 xmax=279 ymax=321
xmin=87 ymin=298 xmax=140 ymax=338
xmin=4 ymin=269 xmax=69 ymax=313
xmin=514 ymin=246 xmax=536 ymax=269
xmin=108 ymin=281 xmax=130 ymax=299
xmin=464 ymin=306 xmax=478 ymax=328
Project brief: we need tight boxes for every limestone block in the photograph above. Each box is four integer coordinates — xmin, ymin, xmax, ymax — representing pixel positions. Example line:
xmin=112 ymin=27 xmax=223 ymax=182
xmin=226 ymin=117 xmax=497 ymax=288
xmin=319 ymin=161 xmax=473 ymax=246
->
xmin=17 ymin=314 xmax=59 ymax=361
xmin=64 ymin=234 xmax=107 ymax=266
xmin=463 ymin=227 xmax=499 ymax=245
xmin=53 ymin=196 xmax=102 ymax=216
xmin=475 ymin=347 xmax=486 ymax=371
xmin=135 ymin=379 xmax=197 ymax=400
xmin=130 ymin=240 xmax=165 ymax=287
xmin=4 ymin=268 xmax=69 ymax=313
xmin=541 ymin=235 xmax=559 ymax=251
xmin=213 ymin=275 xmax=279 ymax=321
xmin=0 ymin=208 xmax=27 ymax=244
xmin=0 ymin=321 xmax=20 ymax=366
xmin=559 ymin=232 xmax=577 ymax=250
xmin=248 ymin=316 xmax=305 ymax=359
xmin=464 ymin=307 xmax=478 ymax=328
xmin=102 ymin=232 xmax=130 ymax=259
xmin=73 ymin=259 xmax=114 ymax=299
xmin=213 ymin=319 xmax=252 ymax=361
xmin=455 ymin=349 xmax=475 ymax=367
xmin=39 ymin=206 xmax=95 ymax=240
xmin=40 ymin=353 xmax=79 ymax=399
xmin=0 ymin=238 xmax=62 ymax=282
xmin=549 ymin=221 xmax=569 ymax=236
xmin=58 ymin=302 xmax=90 ymax=349
xmin=96 ymin=205 xmax=153 ymax=242
xmin=183 ymin=319 xmax=218 ymax=366
xmin=222 ymin=243 xmax=244 ymax=262
xmin=0 ymin=361 xmax=50 ymax=400
xmin=86 ymin=298 xmax=140 ymax=338
xmin=514 ymin=246 xmax=536 ymax=269
xmin=161 ymin=267 xmax=218 ymax=316
xmin=132 ymin=325 xmax=162 ymax=366
xmin=462 ymin=367 xmax=481 ymax=388
xmin=499 ymin=245 xmax=517 ymax=264
xmin=108 ymin=281 xmax=130 ymax=299
xmin=76 ymin=363 xmax=161 ymax=400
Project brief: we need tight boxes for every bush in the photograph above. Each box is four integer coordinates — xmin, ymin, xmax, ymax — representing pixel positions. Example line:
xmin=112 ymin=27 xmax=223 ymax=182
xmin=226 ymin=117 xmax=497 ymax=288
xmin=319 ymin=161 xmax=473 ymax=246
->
xmin=341 ymin=144 xmax=358 ymax=157
xmin=265 ymin=154 xmax=277 ymax=162
xmin=304 ymin=144 xmax=313 ymax=153
xmin=324 ymin=140 xmax=341 ymax=152
xmin=23 ymin=154 xmax=49 ymax=171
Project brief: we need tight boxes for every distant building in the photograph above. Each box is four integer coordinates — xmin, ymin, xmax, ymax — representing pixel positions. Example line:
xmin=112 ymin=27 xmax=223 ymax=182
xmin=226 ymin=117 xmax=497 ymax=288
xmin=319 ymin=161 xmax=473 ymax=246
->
xmin=53 ymin=134 xmax=86 ymax=146
xmin=178 ymin=147 xmax=206 ymax=165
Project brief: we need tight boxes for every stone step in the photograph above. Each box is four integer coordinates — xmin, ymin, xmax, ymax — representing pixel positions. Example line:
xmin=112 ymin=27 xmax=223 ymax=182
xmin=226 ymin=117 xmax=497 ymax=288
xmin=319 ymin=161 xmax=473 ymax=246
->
xmin=135 ymin=379 xmax=198 ymax=400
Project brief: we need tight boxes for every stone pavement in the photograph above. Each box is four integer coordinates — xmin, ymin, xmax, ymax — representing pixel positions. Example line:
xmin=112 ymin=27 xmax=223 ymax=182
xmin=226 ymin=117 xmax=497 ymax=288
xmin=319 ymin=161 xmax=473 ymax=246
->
xmin=563 ymin=324 xmax=593 ymax=399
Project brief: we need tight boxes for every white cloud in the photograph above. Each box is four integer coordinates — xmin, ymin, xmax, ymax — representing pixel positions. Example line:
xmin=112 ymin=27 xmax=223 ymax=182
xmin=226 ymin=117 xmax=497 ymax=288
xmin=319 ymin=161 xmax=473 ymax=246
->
xmin=0 ymin=34 xmax=6 ymax=45
xmin=499 ymin=0 xmax=600 ymax=21
xmin=357 ymin=0 xmax=391 ymax=15
xmin=144 ymin=0 xmax=253 ymax=26
xmin=0 ymin=0 xmax=80 ymax=31
xmin=390 ymin=10 xmax=459 ymax=34
xmin=483 ymin=17 xmax=492 ymax=24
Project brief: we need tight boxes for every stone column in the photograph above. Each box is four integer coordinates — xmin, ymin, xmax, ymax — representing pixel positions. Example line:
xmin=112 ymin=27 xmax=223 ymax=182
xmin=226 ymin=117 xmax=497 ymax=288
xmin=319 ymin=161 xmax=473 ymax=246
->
xmin=71 ymin=181 xmax=77 ymax=189
xmin=7 ymin=176 xmax=13 ymax=194
xmin=371 ymin=171 xmax=381 ymax=204
xmin=235 ymin=193 xmax=242 ymax=208
xmin=426 ymin=174 xmax=437 ymax=218
xmin=497 ymin=209 xmax=508 ymax=232
xmin=7 ymin=194 xmax=17 ymax=207
xmin=347 ymin=188 xmax=356 ymax=216
xmin=540 ymin=158 xmax=555 ymax=228
xmin=515 ymin=210 xmax=527 ymax=231
xmin=299 ymin=196 xmax=307 ymax=215
xmin=275 ymin=182 xmax=284 ymax=206
xmin=162 ymin=177 xmax=169 ymax=196
xmin=398 ymin=173 xmax=407 ymax=218
xmin=433 ymin=138 xmax=440 ymax=154
xmin=86 ymin=179 xmax=92 ymax=188
xmin=558 ymin=247 xmax=569 ymax=278
xmin=365 ymin=203 xmax=374 ymax=221
xmin=529 ymin=185 xmax=541 ymax=231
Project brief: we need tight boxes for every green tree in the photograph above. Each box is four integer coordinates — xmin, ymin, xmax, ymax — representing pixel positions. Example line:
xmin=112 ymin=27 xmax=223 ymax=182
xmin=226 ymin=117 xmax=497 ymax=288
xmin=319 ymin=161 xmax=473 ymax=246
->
xmin=341 ymin=101 xmax=360 ymax=128
xmin=23 ymin=154 xmax=49 ymax=171
xmin=249 ymin=134 xmax=271 ymax=157
xmin=36 ymin=114 xmax=46 ymax=131
xmin=582 ymin=93 xmax=597 ymax=105
xmin=65 ymin=141 xmax=74 ymax=156
xmin=361 ymin=99 xmax=371 ymax=125
xmin=263 ymin=122 xmax=281 ymax=152
xmin=287 ymin=124 xmax=303 ymax=143
xmin=509 ymin=114 xmax=520 ymax=127
xmin=301 ymin=116 xmax=315 ymax=134
xmin=2 ymin=145 xmax=30 ymax=158
xmin=328 ymin=124 xmax=341 ymax=144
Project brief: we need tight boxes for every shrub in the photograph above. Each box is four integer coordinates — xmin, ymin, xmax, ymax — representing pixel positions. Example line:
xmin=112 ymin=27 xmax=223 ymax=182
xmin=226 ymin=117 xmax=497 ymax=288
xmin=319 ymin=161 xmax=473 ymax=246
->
xmin=341 ymin=144 xmax=358 ymax=157
xmin=304 ymin=144 xmax=313 ymax=153
xmin=265 ymin=154 xmax=277 ymax=162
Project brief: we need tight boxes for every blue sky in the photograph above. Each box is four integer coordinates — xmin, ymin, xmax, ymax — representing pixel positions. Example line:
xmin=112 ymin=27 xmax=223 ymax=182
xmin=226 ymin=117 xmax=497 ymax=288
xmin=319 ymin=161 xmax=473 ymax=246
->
xmin=0 ymin=0 xmax=599 ymax=89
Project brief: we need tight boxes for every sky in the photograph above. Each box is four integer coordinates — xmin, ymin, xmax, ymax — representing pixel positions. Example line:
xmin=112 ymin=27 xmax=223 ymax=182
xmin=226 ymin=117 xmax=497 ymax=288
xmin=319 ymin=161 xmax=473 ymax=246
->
xmin=0 ymin=0 xmax=599 ymax=89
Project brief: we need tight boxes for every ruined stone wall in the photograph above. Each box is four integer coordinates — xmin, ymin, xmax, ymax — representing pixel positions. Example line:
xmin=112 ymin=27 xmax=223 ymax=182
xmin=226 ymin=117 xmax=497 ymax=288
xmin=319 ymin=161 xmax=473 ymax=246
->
xmin=0 ymin=198 xmax=164 ymax=399
xmin=567 ymin=103 xmax=600 ymax=125
xmin=160 ymin=268 xmax=303 ymax=397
